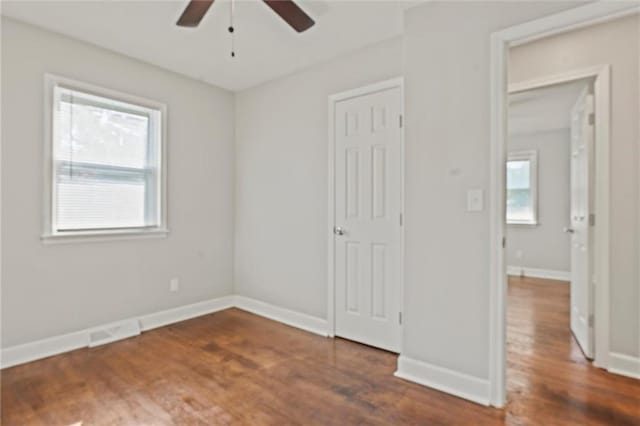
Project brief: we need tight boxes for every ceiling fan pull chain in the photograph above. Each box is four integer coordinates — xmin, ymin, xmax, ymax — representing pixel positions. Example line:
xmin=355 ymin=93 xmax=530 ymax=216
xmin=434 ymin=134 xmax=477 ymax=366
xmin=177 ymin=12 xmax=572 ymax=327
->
xmin=228 ymin=0 xmax=236 ymax=58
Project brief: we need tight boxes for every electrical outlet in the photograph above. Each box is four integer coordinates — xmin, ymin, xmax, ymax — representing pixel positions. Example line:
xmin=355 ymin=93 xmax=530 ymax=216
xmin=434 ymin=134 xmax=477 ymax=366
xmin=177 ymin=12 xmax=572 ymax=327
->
xmin=170 ymin=278 xmax=179 ymax=293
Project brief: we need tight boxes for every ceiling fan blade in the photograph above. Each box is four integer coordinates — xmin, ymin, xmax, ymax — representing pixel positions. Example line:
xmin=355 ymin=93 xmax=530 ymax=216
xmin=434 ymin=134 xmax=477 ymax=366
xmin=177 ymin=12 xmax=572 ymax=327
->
xmin=263 ymin=0 xmax=315 ymax=33
xmin=176 ymin=0 xmax=215 ymax=27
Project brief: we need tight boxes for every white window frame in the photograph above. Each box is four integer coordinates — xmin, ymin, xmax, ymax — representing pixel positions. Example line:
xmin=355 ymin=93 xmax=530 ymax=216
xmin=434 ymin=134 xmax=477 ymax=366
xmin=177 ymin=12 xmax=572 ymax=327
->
xmin=42 ymin=74 xmax=168 ymax=243
xmin=506 ymin=149 xmax=538 ymax=226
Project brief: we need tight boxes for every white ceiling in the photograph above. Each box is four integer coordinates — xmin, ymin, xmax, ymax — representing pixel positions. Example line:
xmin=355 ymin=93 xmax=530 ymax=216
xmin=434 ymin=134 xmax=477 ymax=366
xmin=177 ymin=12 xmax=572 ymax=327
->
xmin=508 ymin=80 xmax=591 ymax=136
xmin=2 ymin=0 xmax=418 ymax=91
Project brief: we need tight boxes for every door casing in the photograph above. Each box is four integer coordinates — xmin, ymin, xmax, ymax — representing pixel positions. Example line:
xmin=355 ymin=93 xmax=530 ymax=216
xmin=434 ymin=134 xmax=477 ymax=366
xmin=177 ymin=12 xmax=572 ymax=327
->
xmin=327 ymin=77 xmax=405 ymax=350
xmin=489 ymin=1 xmax=639 ymax=408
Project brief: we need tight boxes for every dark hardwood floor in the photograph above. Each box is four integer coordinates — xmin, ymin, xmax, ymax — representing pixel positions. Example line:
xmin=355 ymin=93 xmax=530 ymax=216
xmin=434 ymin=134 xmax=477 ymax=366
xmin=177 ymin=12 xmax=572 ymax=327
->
xmin=2 ymin=277 xmax=639 ymax=425
xmin=506 ymin=276 xmax=639 ymax=425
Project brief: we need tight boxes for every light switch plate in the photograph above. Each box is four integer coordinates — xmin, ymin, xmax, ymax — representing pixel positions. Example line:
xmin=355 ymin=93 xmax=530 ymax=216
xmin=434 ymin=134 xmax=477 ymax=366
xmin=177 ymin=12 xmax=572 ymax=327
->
xmin=170 ymin=278 xmax=179 ymax=292
xmin=467 ymin=189 xmax=484 ymax=212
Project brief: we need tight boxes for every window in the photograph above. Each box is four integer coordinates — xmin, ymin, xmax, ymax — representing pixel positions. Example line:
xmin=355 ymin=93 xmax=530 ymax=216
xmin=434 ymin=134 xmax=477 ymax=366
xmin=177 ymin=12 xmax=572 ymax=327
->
xmin=44 ymin=75 xmax=167 ymax=241
xmin=506 ymin=150 xmax=537 ymax=225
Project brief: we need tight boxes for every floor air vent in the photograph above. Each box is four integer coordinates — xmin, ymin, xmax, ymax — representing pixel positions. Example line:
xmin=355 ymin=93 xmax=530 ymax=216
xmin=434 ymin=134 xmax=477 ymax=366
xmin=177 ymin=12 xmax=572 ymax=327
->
xmin=88 ymin=319 xmax=141 ymax=348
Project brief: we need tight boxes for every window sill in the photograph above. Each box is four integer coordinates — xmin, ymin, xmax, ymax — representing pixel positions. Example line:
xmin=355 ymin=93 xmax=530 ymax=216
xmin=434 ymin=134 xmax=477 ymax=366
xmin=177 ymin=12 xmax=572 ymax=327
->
xmin=41 ymin=228 xmax=169 ymax=245
xmin=506 ymin=221 xmax=538 ymax=227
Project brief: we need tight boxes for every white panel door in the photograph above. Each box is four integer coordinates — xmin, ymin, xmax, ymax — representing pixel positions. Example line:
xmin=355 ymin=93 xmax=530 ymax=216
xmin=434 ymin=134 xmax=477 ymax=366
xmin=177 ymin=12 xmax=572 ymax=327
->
xmin=569 ymin=88 xmax=595 ymax=359
xmin=333 ymin=86 xmax=402 ymax=352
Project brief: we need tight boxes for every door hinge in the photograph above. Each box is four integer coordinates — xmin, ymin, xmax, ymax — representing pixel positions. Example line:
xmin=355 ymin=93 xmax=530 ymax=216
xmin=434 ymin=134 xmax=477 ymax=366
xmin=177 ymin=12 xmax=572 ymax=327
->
xmin=399 ymin=312 xmax=403 ymax=325
xmin=589 ymin=213 xmax=595 ymax=227
xmin=588 ymin=314 xmax=595 ymax=327
xmin=502 ymin=237 xmax=506 ymax=248
xmin=399 ymin=213 xmax=403 ymax=226
xmin=588 ymin=113 xmax=595 ymax=126
xmin=399 ymin=114 xmax=403 ymax=129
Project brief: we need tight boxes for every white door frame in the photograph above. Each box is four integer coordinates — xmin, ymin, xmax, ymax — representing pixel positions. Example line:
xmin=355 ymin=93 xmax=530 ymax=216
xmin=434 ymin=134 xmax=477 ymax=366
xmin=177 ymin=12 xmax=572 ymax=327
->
xmin=489 ymin=1 xmax=639 ymax=408
xmin=327 ymin=77 xmax=405 ymax=342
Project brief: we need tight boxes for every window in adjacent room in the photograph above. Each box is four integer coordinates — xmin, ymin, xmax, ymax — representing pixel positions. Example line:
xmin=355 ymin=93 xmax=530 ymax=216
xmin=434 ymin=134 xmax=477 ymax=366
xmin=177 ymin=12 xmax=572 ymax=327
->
xmin=44 ymin=75 xmax=167 ymax=241
xmin=506 ymin=150 xmax=537 ymax=225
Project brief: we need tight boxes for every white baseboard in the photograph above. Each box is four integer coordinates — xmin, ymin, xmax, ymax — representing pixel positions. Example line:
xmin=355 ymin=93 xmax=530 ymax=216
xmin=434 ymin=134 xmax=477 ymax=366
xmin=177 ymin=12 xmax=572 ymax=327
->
xmin=233 ymin=295 xmax=329 ymax=337
xmin=507 ymin=265 xmax=570 ymax=281
xmin=1 ymin=329 xmax=89 ymax=370
xmin=139 ymin=296 xmax=235 ymax=331
xmin=608 ymin=352 xmax=640 ymax=379
xmin=394 ymin=355 xmax=491 ymax=406
xmin=1 ymin=295 xmax=330 ymax=369
xmin=1 ymin=296 xmax=235 ymax=369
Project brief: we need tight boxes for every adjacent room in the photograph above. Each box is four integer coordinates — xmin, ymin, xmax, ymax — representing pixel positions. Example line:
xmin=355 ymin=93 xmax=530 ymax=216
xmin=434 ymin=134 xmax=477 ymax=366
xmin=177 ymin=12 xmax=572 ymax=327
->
xmin=504 ymin=14 xmax=640 ymax=419
xmin=506 ymin=78 xmax=597 ymax=404
xmin=1 ymin=1 xmax=639 ymax=424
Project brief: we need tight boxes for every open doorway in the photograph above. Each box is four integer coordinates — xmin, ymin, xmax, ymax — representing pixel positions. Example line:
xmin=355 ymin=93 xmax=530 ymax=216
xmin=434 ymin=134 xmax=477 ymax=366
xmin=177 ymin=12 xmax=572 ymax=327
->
xmin=490 ymin=2 xmax=639 ymax=408
xmin=507 ymin=77 xmax=596 ymax=358
xmin=505 ymin=75 xmax=601 ymax=404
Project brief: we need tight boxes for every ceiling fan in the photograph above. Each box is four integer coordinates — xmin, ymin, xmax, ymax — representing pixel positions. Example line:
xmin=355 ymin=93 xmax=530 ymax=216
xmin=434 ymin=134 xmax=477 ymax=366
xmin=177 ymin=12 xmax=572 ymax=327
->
xmin=176 ymin=0 xmax=315 ymax=33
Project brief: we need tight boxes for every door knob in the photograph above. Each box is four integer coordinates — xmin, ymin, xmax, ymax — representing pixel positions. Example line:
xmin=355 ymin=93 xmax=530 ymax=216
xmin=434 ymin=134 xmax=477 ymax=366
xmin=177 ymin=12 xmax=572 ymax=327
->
xmin=563 ymin=227 xmax=575 ymax=234
xmin=334 ymin=226 xmax=346 ymax=236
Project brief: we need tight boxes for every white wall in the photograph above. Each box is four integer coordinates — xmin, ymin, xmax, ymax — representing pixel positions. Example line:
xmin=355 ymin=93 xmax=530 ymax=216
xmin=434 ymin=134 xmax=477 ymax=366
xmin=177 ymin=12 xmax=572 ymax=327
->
xmin=1 ymin=18 xmax=235 ymax=348
xmin=234 ymin=37 xmax=402 ymax=319
xmin=401 ymin=1 xmax=582 ymax=382
xmin=509 ymin=13 xmax=640 ymax=358
xmin=506 ymin=129 xmax=571 ymax=274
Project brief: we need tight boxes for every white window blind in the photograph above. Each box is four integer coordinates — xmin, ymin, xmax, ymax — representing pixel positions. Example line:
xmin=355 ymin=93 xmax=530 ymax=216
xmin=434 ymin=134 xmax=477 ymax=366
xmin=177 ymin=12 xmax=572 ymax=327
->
xmin=49 ymin=82 xmax=164 ymax=236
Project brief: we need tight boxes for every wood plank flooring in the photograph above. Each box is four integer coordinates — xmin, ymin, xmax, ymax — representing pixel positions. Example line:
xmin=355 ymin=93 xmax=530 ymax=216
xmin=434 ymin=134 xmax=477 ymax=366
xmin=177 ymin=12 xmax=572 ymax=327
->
xmin=506 ymin=276 xmax=639 ymax=425
xmin=2 ymin=277 xmax=639 ymax=425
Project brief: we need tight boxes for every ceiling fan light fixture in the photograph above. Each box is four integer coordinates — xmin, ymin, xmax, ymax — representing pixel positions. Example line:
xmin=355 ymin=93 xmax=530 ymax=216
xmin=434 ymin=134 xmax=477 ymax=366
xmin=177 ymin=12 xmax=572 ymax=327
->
xmin=177 ymin=0 xmax=314 ymax=32
xmin=175 ymin=0 xmax=315 ymax=59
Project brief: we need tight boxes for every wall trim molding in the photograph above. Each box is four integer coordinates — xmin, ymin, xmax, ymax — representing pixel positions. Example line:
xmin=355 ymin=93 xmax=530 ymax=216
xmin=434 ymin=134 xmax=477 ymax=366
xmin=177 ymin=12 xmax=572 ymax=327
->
xmin=1 ymin=296 xmax=235 ymax=369
xmin=139 ymin=296 xmax=235 ymax=332
xmin=506 ymin=266 xmax=570 ymax=281
xmin=1 ymin=329 xmax=89 ymax=370
xmin=1 ymin=295 xmax=330 ymax=369
xmin=233 ymin=296 xmax=329 ymax=337
xmin=608 ymin=352 xmax=640 ymax=380
xmin=394 ymin=355 xmax=491 ymax=406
